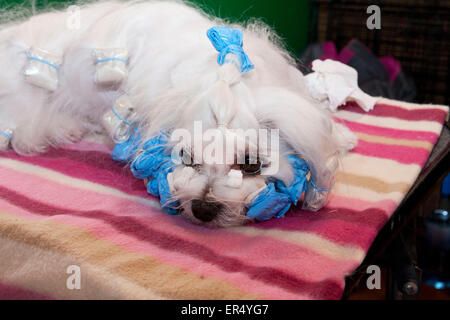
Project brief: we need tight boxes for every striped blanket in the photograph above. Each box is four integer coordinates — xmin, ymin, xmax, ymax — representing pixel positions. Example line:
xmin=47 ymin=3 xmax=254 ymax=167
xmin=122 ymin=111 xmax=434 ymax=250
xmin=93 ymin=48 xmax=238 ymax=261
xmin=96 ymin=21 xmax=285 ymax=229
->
xmin=0 ymin=98 xmax=448 ymax=300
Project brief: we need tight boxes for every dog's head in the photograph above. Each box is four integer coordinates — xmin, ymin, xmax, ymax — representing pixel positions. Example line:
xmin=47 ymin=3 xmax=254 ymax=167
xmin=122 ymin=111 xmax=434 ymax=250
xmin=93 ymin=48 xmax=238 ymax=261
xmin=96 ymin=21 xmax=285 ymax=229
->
xmin=138 ymin=60 xmax=356 ymax=227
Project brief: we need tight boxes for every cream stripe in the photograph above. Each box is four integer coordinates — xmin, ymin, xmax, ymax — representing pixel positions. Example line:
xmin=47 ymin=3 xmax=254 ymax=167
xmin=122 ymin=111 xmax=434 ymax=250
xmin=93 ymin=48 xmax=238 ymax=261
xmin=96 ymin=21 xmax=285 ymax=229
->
xmin=335 ymin=110 xmax=444 ymax=133
xmin=333 ymin=182 xmax=405 ymax=204
xmin=338 ymin=153 xmax=421 ymax=185
xmin=0 ymin=158 xmax=160 ymax=210
xmin=356 ymin=132 xmax=433 ymax=150
xmin=232 ymin=226 xmax=366 ymax=262
xmin=0 ymin=236 xmax=163 ymax=299
xmin=377 ymin=97 xmax=449 ymax=113
xmin=335 ymin=172 xmax=410 ymax=194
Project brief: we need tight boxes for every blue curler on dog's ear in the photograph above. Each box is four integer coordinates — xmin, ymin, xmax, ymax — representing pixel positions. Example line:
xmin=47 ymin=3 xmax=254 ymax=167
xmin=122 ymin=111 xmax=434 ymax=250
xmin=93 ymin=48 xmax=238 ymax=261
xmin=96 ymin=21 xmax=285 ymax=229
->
xmin=246 ymin=183 xmax=292 ymax=221
xmin=245 ymin=155 xmax=330 ymax=222
xmin=245 ymin=156 xmax=309 ymax=222
xmin=207 ymin=26 xmax=254 ymax=73
xmin=157 ymin=167 xmax=179 ymax=215
xmin=275 ymin=155 xmax=310 ymax=206
xmin=111 ymin=129 xmax=179 ymax=215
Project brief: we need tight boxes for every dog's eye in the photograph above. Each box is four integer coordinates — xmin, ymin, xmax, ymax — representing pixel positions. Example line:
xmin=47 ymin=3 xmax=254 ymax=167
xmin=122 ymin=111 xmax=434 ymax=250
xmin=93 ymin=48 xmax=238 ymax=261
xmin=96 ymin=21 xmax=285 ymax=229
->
xmin=240 ymin=156 xmax=262 ymax=175
xmin=180 ymin=149 xmax=195 ymax=166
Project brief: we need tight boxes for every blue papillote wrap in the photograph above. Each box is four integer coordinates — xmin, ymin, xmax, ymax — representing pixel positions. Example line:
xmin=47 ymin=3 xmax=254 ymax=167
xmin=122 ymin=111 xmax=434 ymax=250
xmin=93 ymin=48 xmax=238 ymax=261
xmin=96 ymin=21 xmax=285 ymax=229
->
xmin=206 ymin=25 xmax=254 ymax=73
xmin=246 ymin=155 xmax=310 ymax=221
xmin=112 ymin=130 xmax=179 ymax=215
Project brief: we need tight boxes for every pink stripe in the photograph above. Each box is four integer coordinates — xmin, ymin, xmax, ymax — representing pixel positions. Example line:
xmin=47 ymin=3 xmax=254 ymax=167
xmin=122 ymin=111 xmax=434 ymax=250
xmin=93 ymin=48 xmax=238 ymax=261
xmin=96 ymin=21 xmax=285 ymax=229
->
xmin=0 ymin=166 xmax=158 ymax=216
xmin=257 ymin=194 xmax=395 ymax=230
xmin=336 ymin=118 xmax=440 ymax=143
xmin=257 ymin=204 xmax=389 ymax=231
xmin=0 ymin=282 xmax=51 ymax=300
xmin=341 ymin=102 xmax=448 ymax=122
xmin=255 ymin=212 xmax=381 ymax=250
xmin=1 ymin=149 xmax=149 ymax=198
xmin=60 ymin=140 xmax=112 ymax=153
xmin=327 ymin=194 xmax=397 ymax=215
xmin=352 ymin=139 xmax=430 ymax=165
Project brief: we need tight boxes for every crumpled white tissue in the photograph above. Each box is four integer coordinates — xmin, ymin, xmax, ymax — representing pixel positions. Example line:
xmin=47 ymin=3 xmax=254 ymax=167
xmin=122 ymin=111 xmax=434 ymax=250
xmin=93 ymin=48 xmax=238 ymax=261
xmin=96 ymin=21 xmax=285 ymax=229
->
xmin=305 ymin=59 xmax=378 ymax=112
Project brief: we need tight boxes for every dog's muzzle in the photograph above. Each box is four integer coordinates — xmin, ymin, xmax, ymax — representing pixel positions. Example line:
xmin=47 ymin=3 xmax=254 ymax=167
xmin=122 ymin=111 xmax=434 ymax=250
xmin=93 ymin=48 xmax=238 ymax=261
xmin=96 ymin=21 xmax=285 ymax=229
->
xmin=191 ymin=200 xmax=223 ymax=222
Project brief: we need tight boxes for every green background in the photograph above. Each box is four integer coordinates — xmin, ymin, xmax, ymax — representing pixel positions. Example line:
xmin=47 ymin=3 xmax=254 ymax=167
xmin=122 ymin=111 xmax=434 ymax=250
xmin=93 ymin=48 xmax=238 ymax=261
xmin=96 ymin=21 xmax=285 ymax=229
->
xmin=0 ymin=0 xmax=310 ymax=57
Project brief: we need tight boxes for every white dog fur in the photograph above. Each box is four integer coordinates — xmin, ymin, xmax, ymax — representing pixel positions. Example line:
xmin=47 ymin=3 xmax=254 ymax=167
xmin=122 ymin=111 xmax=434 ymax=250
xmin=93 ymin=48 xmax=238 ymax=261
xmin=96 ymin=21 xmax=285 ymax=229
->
xmin=0 ymin=0 xmax=357 ymax=227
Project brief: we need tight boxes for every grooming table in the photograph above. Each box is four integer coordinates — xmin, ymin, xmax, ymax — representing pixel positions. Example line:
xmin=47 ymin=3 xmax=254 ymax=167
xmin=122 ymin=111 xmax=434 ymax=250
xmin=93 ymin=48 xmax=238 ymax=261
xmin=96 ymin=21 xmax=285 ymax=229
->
xmin=0 ymin=98 xmax=448 ymax=299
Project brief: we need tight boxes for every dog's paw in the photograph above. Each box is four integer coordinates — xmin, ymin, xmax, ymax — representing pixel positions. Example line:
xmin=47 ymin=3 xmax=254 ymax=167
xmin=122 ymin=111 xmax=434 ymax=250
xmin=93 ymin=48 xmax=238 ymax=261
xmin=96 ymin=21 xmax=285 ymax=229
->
xmin=52 ymin=115 xmax=85 ymax=144
xmin=66 ymin=126 xmax=85 ymax=142
xmin=332 ymin=122 xmax=358 ymax=154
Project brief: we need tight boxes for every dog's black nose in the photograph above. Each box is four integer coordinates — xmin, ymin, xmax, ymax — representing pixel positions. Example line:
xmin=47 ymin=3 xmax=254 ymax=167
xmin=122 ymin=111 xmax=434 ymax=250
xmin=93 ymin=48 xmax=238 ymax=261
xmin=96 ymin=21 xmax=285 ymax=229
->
xmin=191 ymin=199 xmax=222 ymax=222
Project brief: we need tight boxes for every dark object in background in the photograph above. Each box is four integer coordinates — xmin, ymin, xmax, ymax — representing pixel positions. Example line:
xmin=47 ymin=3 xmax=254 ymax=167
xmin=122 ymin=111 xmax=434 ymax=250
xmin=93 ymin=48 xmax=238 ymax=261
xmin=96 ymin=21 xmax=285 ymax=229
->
xmin=300 ymin=39 xmax=416 ymax=101
xmin=309 ymin=0 xmax=450 ymax=106
xmin=423 ymin=174 xmax=450 ymax=290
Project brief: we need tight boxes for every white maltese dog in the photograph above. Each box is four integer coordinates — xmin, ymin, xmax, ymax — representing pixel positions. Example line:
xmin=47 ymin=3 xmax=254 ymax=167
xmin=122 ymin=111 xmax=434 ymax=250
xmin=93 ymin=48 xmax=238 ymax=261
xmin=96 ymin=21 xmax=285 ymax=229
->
xmin=0 ymin=1 xmax=356 ymax=227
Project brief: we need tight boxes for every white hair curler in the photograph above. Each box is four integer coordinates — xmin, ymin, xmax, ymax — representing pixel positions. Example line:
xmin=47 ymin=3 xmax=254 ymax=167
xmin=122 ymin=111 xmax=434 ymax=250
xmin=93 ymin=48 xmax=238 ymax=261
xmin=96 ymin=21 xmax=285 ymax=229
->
xmin=0 ymin=128 xmax=13 ymax=151
xmin=101 ymin=94 xmax=137 ymax=143
xmin=23 ymin=47 xmax=62 ymax=91
xmin=93 ymin=48 xmax=128 ymax=86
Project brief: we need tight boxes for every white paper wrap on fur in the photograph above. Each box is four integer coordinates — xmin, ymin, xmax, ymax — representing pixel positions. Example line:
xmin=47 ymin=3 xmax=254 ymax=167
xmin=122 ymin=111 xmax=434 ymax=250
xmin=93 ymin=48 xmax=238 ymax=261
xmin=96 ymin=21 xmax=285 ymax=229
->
xmin=23 ymin=47 xmax=62 ymax=91
xmin=169 ymin=167 xmax=196 ymax=193
xmin=305 ymin=59 xmax=378 ymax=112
xmin=227 ymin=169 xmax=243 ymax=188
xmin=0 ymin=128 xmax=13 ymax=151
xmin=93 ymin=48 xmax=129 ymax=85
xmin=101 ymin=94 xmax=137 ymax=143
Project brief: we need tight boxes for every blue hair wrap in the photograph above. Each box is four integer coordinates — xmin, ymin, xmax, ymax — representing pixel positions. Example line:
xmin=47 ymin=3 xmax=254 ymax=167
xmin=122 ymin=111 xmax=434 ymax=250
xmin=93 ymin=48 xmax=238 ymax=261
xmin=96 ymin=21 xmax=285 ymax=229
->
xmin=112 ymin=130 xmax=179 ymax=214
xmin=27 ymin=56 xmax=60 ymax=70
xmin=206 ymin=26 xmax=254 ymax=73
xmin=95 ymin=57 xmax=129 ymax=65
xmin=111 ymin=128 xmax=140 ymax=163
xmin=0 ymin=130 xmax=12 ymax=140
xmin=246 ymin=155 xmax=311 ymax=221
